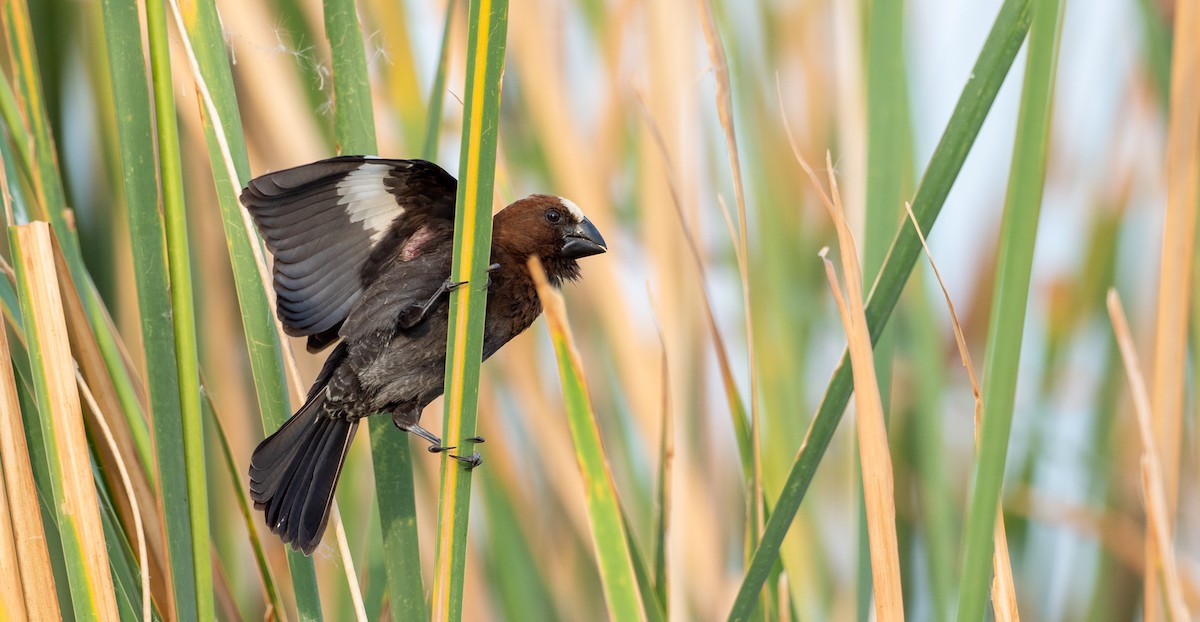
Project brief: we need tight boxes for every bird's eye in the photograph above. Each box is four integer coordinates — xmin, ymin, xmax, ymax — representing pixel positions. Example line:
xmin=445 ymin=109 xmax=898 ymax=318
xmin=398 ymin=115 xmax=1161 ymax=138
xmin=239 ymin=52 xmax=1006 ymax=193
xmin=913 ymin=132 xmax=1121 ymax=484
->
xmin=545 ymin=208 xmax=562 ymax=223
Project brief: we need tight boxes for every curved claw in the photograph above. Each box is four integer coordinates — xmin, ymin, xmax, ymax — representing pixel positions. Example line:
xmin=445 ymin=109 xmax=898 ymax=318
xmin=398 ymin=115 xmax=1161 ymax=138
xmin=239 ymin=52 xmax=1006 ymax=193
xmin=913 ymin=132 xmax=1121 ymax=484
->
xmin=428 ymin=445 xmax=457 ymax=454
xmin=450 ymin=452 xmax=483 ymax=470
xmin=463 ymin=436 xmax=485 ymax=444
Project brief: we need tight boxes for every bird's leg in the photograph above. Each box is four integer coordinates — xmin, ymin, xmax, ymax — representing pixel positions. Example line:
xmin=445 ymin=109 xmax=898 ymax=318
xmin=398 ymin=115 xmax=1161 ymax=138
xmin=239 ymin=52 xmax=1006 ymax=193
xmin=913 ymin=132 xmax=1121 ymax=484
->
xmin=398 ymin=277 xmax=467 ymax=330
xmin=485 ymin=263 xmax=500 ymax=287
xmin=393 ymin=415 xmax=456 ymax=453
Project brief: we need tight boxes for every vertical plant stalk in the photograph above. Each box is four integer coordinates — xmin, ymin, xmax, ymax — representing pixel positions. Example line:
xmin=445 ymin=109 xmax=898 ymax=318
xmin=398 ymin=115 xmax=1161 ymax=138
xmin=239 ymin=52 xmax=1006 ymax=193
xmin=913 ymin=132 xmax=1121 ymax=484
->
xmin=3 ymin=0 xmax=149 ymax=461
xmin=322 ymin=0 xmax=421 ymax=616
xmin=529 ymin=257 xmax=646 ymax=621
xmin=859 ymin=1 xmax=908 ymax=613
xmin=727 ymin=2 xmax=1033 ymax=617
xmin=145 ymin=0 xmax=212 ymax=617
xmin=11 ymin=222 xmax=119 ymax=620
xmin=51 ymin=233 xmax=174 ymax=615
xmin=97 ymin=0 xmax=187 ymax=615
xmin=0 ymin=324 xmax=61 ymax=621
xmin=431 ymin=0 xmax=509 ymax=617
xmin=170 ymin=0 xmax=326 ymax=613
xmin=0 ymin=466 xmax=26 ymax=621
xmin=955 ymin=0 xmax=1065 ymax=619
xmin=1144 ymin=3 xmax=1200 ymax=615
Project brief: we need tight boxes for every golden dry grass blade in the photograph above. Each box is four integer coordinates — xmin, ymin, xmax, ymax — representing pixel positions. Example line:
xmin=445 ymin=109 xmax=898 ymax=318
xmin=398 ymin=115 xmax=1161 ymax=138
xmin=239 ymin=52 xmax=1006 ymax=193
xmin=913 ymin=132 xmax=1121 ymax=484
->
xmin=0 ymin=324 xmax=60 ymax=621
xmin=807 ymin=154 xmax=903 ymax=621
xmin=48 ymin=229 xmax=172 ymax=615
xmin=1151 ymin=0 xmax=1200 ymax=513
xmin=12 ymin=222 xmax=118 ymax=620
xmin=900 ymin=201 xmax=1020 ymax=620
xmin=0 ymin=463 xmax=27 ymax=621
xmin=1107 ymin=290 xmax=1189 ymax=621
xmin=1147 ymin=2 xmax=1200 ymax=618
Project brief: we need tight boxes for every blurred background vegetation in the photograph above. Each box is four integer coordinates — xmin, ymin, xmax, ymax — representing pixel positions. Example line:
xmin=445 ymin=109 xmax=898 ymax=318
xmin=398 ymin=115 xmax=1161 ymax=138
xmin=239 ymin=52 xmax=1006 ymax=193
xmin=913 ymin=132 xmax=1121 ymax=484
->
xmin=0 ymin=0 xmax=1196 ymax=620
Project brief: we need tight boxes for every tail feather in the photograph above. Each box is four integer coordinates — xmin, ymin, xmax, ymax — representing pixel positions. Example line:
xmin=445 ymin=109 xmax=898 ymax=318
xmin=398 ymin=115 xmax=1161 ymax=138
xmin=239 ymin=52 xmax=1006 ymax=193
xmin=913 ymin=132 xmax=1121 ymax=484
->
xmin=249 ymin=388 xmax=357 ymax=555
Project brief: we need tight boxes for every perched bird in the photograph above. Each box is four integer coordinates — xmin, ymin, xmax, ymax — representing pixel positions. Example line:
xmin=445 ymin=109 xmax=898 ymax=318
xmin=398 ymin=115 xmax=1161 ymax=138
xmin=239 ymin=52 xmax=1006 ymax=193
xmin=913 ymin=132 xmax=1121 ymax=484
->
xmin=241 ymin=156 xmax=606 ymax=554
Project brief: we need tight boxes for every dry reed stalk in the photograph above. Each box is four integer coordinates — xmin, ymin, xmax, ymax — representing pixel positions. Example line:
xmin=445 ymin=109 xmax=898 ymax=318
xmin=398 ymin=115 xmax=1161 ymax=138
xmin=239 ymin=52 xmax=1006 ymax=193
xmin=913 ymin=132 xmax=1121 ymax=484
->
xmin=0 ymin=284 xmax=60 ymax=622
xmin=805 ymin=151 xmax=904 ymax=621
xmin=1107 ymin=290 xmax=1189 ymax=621
xmin=49 ymin=228 xmax=172 ymax=614
xmin=0 ymin=466 xmax=26 ymax=621
xmin=14 ymin=222 xmax=118 ymax=619
xmin=0 ymin=119 xmax=70 ymax=621
xmin=1145 ymin=0 xmax=1200 ymax=618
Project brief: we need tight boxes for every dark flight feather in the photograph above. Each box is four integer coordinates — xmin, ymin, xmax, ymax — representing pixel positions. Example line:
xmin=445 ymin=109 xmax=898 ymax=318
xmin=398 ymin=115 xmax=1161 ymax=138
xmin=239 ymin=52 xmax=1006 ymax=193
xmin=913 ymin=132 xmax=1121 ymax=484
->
xmin=241 ymin=156 xmax=456 ymax=351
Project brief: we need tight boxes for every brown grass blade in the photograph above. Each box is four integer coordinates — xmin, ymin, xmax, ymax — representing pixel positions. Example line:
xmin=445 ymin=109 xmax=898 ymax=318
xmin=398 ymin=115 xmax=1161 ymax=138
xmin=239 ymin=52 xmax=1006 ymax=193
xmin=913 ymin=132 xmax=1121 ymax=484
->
xmin=1151 ymin=0 xmax=1199 ymax=513
xmin=807 ymin=153 xmax=903 ymax=621
xmin=0 ymin=323 xmax=59 ymax=621
xmin=0 ymin=460 xmax=27 ymax=621
xmin=48 ymin=228 xmax=172 ymax=615
xmin=13 ymin=221 xmax=118 ymax=619
xmin=1147 ymin=1 xmax=1200 ymax=618
xmin=1107 ymin=289 xmax=1189 ymax=621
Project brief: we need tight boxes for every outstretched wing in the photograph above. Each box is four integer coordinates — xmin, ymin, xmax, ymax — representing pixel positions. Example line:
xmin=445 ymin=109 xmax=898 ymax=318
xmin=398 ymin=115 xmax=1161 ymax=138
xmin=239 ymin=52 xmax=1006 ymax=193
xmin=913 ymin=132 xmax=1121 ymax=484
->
xmin=241 ymin=156 xmax=457 ymax=351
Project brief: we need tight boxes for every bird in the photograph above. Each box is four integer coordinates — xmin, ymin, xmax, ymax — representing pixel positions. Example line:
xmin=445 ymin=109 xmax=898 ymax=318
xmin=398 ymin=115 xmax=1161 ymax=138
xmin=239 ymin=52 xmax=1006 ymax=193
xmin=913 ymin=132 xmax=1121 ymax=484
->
xmin=240 ymin=155 xmax=606 ymax=554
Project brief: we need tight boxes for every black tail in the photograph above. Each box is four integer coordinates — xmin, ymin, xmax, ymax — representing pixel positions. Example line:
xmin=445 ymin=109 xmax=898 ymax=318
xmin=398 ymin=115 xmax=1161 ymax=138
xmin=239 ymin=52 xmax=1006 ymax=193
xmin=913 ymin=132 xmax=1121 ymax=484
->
xmin=249 ymin=374 xmax=356 ymax=555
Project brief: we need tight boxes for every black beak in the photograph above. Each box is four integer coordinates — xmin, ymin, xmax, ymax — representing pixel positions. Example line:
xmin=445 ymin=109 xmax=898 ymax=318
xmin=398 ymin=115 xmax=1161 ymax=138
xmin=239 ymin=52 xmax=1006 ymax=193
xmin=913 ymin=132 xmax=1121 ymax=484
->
xmin=561 ymin=217 xmax=607 ymax=259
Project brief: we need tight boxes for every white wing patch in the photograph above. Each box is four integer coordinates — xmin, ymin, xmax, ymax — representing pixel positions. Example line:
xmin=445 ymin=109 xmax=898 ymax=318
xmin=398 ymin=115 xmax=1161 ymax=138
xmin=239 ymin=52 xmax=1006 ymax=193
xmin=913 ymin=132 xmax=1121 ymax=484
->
xmin=338 ymin=163 xmax=405 ymax=242
xmin=558 ymin=196 xmax=585 ymax=222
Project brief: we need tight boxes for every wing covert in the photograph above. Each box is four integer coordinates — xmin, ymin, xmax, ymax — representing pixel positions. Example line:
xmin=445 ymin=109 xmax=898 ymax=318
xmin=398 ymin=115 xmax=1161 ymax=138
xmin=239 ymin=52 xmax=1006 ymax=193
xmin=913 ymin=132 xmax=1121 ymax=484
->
xmin=241 ymin=156 xmax=457 ymax=350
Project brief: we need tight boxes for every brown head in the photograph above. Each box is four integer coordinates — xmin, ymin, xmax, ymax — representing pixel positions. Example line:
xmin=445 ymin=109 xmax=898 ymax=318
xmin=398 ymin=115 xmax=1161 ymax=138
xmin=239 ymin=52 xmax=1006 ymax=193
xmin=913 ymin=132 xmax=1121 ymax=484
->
xmin=493 ymin=194 xmax=607 ymax=284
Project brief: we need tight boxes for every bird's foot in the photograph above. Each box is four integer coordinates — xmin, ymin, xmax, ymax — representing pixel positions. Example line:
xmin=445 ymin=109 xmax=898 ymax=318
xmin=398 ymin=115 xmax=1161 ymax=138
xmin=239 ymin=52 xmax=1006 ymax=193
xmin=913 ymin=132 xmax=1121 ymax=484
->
xmin=400 ymin=421 xmax=456 ymax=452
xmin=485 ymin=263 xmax=500 ymax=287
xmin=450 ymin=452 xmax=483 ymax=470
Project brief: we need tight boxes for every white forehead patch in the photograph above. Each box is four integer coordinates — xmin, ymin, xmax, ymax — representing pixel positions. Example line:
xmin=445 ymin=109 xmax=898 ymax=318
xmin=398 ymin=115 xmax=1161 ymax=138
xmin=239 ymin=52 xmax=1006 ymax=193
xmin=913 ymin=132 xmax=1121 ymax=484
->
xmin=338 ymin=163 xmax=405 ymax=242
xmin=558 ymin=196 xmax=584 ymax=222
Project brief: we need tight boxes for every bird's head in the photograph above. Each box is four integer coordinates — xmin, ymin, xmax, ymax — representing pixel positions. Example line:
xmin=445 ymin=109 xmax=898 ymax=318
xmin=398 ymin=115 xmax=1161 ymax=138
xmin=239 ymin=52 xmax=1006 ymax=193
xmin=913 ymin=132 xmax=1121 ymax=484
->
xmin=494 ymin=194 xmax=606 ymax=284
